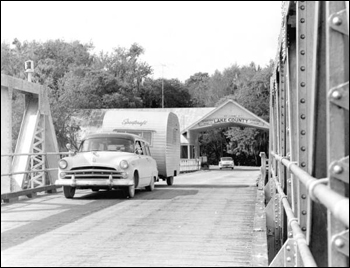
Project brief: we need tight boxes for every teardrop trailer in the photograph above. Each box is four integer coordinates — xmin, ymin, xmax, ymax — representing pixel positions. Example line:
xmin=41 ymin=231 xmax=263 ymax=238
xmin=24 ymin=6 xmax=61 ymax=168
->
xmin=102 ymin=110 xmax=181 ymax=186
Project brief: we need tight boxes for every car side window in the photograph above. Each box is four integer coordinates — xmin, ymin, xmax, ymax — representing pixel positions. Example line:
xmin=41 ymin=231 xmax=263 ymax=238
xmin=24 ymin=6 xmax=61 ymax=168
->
xmin=135 ymin=141 xmax=143 ymax=155
xmin=145 ymin=145 xmax=151 ymax=156
xmin=140 ymin=141 xmax=148 ymax=156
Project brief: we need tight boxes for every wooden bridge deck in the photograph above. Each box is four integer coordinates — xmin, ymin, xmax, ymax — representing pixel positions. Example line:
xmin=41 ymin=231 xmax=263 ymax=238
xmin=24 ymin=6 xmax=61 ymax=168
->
xmin=1 ymin=167 xmax=267 ymax=267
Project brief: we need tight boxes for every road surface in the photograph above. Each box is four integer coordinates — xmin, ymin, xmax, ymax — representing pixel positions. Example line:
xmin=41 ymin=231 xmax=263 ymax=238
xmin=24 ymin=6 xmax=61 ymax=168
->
xmin=1 ymin=167 xmax=261 ymax=267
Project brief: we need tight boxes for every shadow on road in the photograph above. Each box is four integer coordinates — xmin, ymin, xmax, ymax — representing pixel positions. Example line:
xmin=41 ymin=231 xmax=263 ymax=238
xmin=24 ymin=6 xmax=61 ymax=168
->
xmin=1 ymin=188 xmax=199 ymax=251
xmin=156 ymin=184 xmax=254 ymax=189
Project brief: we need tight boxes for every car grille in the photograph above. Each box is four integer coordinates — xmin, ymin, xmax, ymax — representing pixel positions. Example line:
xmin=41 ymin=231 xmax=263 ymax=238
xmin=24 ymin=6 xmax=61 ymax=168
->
xmin=64 ymin=166 xmax=124 ymax=179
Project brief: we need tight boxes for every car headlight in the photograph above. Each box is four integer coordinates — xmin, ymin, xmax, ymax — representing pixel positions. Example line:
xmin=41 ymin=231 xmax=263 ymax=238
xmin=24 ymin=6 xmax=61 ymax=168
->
xmin=59 ymin=159 xmax=68 ymax=169
xmin=120 ymin=160 xmax=129 ymax=169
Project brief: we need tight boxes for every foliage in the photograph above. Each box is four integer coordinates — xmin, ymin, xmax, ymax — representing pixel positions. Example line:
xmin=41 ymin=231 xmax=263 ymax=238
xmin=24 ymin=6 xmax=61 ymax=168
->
xmin=2 ymin=38 xmax=271 ymax=161
xmin=185 ymin=72 xmax=210 ymax=107
xmin=199 ymin=129 xmax=228 ymax=165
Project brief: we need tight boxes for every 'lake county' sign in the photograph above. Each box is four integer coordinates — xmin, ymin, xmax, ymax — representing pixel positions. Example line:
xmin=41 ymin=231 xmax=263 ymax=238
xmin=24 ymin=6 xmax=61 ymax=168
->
xmin=198 ymin=116 xmax=265 ymax=127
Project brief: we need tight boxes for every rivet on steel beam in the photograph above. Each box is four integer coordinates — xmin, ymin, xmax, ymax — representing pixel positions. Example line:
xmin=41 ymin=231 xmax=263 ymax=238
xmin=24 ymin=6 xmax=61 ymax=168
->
xmin=301 ymin=130 xmax=306 ymax=135
xmin=301 ymin=82 xmax=306 ymax=87
xmin=289 ymin=232 xmax=293 ymax=237
xmin=302 ymin=210 xmax=307 ymax=215
xmin=301 ymin=146 xmax=306 ymax=151
xmin=333 ymin=165 xmax=343 ymax=174
xmin=275 ymin=220 xmax=278 ymax=224
xmin=287 ymin=257 xmax=292 ymax=262
xmin=334 ymin=238 xmax=345 ymax=248
xmin=300 ymin=98 xmax=306 ymax=103
xmin=301 ymin=194 xmax=307 ymax=199
xmin=300 ymin=114 xmax=306 ymax=119
xmin=302 ymin=227 xmax=307 ymax=231
xmin=300 ymin=50 xmax=305 ymax=55
xmin=332 ymin=16 xmax=343 ymax=26
xmin=300 ymin=5 xmax=305 ymax=10
xmin=300 ymin=66 xmax=305 ymax=71
xmin=288 ymin=179 xmax=291 ymax=185
xmin=286 ymin=246 xmax=291 ymax=251
xmin=300 ymin=34 xmax=305 ymax=39
xmin=332 ymin=90 xmax=342 ymax=100
xmin=301 ymin=162 xmax=306 ymax=167
xmin=300 ymin=18 xmax=305 ymax=23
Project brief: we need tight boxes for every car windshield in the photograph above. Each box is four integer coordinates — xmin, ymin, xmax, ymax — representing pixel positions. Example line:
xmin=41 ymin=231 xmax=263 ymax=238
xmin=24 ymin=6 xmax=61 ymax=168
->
xmin=79 ymin=137 xmax=134 ymax=153
xmin=221 ymin=157 xmax=233 ymax=161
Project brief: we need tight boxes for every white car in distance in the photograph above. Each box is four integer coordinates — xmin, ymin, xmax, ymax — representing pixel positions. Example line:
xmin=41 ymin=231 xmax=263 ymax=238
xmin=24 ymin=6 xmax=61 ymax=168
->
xmin=219 ymin=157 xmax=235 ymax=170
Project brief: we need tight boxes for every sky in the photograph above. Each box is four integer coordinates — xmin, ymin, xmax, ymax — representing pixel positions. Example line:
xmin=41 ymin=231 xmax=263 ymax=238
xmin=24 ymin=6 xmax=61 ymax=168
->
xmin=1 ymin=1 xmax=282 ymax=82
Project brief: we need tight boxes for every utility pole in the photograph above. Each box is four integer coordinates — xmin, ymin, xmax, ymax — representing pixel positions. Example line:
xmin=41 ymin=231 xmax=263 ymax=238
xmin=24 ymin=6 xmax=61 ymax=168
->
xmin=161 ymin=64 xmax=166 ymax=108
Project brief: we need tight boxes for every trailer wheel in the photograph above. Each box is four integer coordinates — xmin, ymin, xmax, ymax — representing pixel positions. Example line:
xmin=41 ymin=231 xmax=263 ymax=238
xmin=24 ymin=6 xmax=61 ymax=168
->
xmin=166 ymin=176 xmax=174 ymax=186
xmin=145 ymin=177 xmax=155 ymax=191
xmin=63 ymin=186 xmax=76 ymax=199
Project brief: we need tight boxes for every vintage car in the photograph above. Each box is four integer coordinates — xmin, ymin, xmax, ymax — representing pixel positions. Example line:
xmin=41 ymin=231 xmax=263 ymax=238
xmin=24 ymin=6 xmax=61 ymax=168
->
xmin=219 ymin=157 xmax=235 ymax=170
xmin=55 ymin=132 xmax=158 ymax=199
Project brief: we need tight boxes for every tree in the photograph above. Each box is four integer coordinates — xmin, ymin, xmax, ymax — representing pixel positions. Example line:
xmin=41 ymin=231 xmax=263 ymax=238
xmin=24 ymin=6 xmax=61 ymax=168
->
xmin=199 ymin=129 xmax=228 ymax=165
xmin=141 ymin=78 xmax=193 ymax=108
xmin=185 ymin=72 xmax=210 ymax=107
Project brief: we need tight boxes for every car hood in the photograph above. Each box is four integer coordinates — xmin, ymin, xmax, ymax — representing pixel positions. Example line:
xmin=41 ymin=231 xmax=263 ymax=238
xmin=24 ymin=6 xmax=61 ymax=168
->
xmin=64 ymin=151 xmax=134 ymax=169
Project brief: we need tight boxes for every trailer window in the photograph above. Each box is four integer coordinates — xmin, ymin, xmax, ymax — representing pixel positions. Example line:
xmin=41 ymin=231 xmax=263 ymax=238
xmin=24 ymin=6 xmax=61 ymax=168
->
xmin=142 ymin=132 xmax=152 ymax=145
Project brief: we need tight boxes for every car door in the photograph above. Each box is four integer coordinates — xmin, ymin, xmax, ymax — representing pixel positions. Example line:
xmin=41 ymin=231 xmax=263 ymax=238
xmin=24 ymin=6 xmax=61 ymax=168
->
xmin=134 ymin=140 xmax=148 ymax=186
xmin=143 ymin=144 xmax=155 ymax=183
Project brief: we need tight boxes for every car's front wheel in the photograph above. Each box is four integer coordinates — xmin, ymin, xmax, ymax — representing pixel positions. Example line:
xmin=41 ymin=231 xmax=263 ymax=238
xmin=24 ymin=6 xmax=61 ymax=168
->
xmin=126 ymin=185 xmax=135 ymax=198
xmin=63 ymin=186 xmax=76 ymax=198
xmin=125 ymin=173 xmax=137 ymax=198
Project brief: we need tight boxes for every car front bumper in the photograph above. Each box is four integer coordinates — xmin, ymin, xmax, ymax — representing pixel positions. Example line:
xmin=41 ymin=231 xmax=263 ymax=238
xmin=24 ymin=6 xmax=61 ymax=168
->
xmin=220 ymin=164 xmax=234 ymax=168
xmin=55 ymin=175 xmax=134 ymax=188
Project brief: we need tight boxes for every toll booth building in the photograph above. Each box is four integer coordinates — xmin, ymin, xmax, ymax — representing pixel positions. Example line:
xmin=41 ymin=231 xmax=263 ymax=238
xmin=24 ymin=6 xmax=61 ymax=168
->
xmin=76 ymin=99 xmax=269 ymax=161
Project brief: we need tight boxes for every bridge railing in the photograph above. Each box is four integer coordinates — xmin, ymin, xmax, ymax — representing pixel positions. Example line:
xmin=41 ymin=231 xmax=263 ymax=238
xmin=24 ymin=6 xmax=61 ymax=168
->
xmin=264 ymin=1 xmax=349 ymax=267
xmin=1 ymin=152 xmax=69 ymax=203
xmin=180 ymin=159 xmax=201 ymax=173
